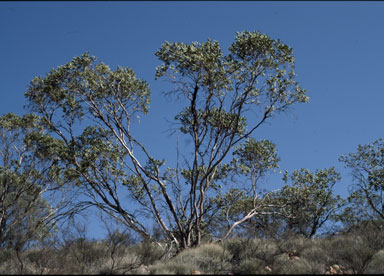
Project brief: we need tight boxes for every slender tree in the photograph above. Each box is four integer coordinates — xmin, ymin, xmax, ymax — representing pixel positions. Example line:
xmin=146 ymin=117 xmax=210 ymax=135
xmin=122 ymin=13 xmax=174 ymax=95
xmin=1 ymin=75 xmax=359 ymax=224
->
xmin=25 ymin=31 xmax=308 ymax=249
xmin=0 ymin=113 xmax=78 ymax=252
xmin=210 ymin=138 xmax=282 ymax=240
xmin=155 ymin=31 xmax=307 ymax=246
xmin=340 ymin=138 xmax=384 ymax=226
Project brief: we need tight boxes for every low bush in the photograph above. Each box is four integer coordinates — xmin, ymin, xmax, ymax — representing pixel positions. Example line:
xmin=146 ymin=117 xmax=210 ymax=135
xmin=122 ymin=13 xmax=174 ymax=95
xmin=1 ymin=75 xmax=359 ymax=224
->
xmin=234 ymin=258 xmax=267 ymax=274
xmin=133 ymin=240 xmax=167 ymax=265
xmin=149 ymin=262 xmax=197 ymax=275
xmin=223 ymin=238 xmax=278 ymax=268
xmin=299 ymin=240 xmax=329 ymax=274
xmin=276 ymin=235 xmax=311 ymax=256
xmin=272 ymin=253 xmax=312 ymax=274
xmin=150 ymin=243 xmax=232 ymax=274
xmin=1 ymin=231 xmax=384 ymax=274
xmin=365 ymin=249 xmax=384 ymax=274
xmin=321 ymin=235 xmax=375 ymax=274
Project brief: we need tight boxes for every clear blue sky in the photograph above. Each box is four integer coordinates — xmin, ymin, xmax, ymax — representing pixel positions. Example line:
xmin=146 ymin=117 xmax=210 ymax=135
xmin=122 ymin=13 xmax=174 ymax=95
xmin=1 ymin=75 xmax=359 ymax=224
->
xmin=1 ymin=1 xmax=384 ymax=239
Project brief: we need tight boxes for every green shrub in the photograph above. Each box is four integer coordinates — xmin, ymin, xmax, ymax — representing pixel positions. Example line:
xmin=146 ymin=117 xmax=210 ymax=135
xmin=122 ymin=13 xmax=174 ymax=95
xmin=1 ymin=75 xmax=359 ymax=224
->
xmin=98 ymin=251 xmax=142 ymax=274
xmin=149 ymin=262 xmax=198 ymax=275
xmin=365 ymin=249 xmax=384 ymax=274
xmin=174 ymin=243 xmax=232 ymax=274
xmin=252 ymin=240 xmax=279 ymax=266
xmin=0 ymin=249 xmax=13 ymax=265
xmin=0 ymin=253 xmax=19 ymax=275
xmin=25 ymin=248 xmax=58 ymax=274
xmin=224 ymin=238 xmax=278 ymax=267
xmin=0 ymin=250 xmax=43 ymax=275
xmin=321 ymin=235 xmax=376 ymax=274
xmin=272 ymin=253 xmax=312 ymax=274
xmin=299 ymin=240 xmax=329 ymax=274
xmin=134 ymin=241 xmax=167 ymax=265
xmin=150 ymin=243 xmax=232 ymax=274
xmin=59 ymin=239 xmax=108 ymax=274
xmin=223 ymin=238 xmax=253 ymax=264
xmin=276 ymin=235 xmax=311 ymax=256
xmin=234 ymin=258 xmax=267 ymax=274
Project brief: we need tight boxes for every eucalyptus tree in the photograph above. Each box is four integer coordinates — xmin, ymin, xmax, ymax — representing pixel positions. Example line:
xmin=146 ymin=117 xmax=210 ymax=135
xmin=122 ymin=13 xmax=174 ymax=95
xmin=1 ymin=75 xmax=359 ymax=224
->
xmin=209 ymin=138 xmax=282 ymax=240
xmin=155 ymin=31 xmax=307 ymax=246
xmin=25 ymin=31 xmax=308 ymax=249
xmin=271 ymin=167 xmax=344 ymax=238
xmin=340 ymin=138 xmax=384 ymax=225
xmin=0 ymin=113 xmax=77 ymax=251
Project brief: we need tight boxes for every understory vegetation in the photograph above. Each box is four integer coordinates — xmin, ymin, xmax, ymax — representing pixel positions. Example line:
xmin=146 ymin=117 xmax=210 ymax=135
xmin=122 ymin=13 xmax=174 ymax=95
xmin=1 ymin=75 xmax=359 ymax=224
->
xmin=1 ymin=220 xmax=384 ymax=274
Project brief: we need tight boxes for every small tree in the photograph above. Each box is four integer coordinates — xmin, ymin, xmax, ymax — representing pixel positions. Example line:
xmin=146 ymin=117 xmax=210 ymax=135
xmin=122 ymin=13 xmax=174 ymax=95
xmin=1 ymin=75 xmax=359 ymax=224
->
xmin=25 ymin=31 xmax=308 ymax=249
xmin=0 ymin=113 xmax=81 ymax=273
xmin=210 ymin=138 xmax=281 ymax=240
xmin=0 ymin=114 xmax=52 ymax=249
xmin=340 ymin=138 xmax=384 ymax=226
xmin=270 ymin=167 xmax=344 ymax=238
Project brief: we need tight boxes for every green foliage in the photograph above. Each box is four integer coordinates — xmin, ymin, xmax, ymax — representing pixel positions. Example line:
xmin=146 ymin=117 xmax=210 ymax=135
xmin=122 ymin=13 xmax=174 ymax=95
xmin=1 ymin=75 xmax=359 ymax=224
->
xmin=224 ymin=238 xmax=278 ymax=268
xmin=24 ymin=52 xmax=150 ymax=188
xmin=299 ymin=240 xmax=329 ymax=274
xmin=175 ymin=107 xmax=247 ymax=136
xmin=26 ymin=52 xmax=150 ymax=120
xmin=271 ymin=167 xmax=344 ymax=238
xmin=233 ymin=138 xmax=280 ymax=176
xmin=276 ymin=235 xmax=311 ymax=256
xmin=156 ymin=30 xmax=307 ymax=145
xmin=208 ymin=139 xmax=281 ymax=240
xmin=0 ymin=113 xmax=61 ymax=250
xmin=321 ymin=235 xmax=373 ymax=274
xmin=235 ymin=258 xmax=267 ymax=274
xmin=156 ymin=31 xmax=308 ymax=106
xmin=273 ymin=254 xmax=312 ymax=274
xmin=23 ymin=52 xmax=155 ymax=238
xmin=340 ymin=138 xmax=384 ymax=223
xmin=366 ymin=250 xmax=384 ymax=274
xmin=0 ymin=231 xmax=383 ymax=274
xmin=149 ymin=262 xmax=197 ymax=275
xmin=151 ymin=243 xmax=232 ymax=274
xmin=134 ymin=240 xmax=167 ymax=265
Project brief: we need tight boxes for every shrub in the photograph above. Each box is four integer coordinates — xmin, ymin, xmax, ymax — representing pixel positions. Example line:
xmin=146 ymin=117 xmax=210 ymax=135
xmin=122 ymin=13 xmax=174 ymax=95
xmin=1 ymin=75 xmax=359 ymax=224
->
xmin=299 ymin=240 xmax=329 ymax=274
xmin=223 ymin=238 xmax=255 ymax=265
xmin=150 ymin=243 xmax=232 ymax=274
xmin=223 ymin=238 xmax=278 ymax=267
xmin=98 ymin=250 xmax=142 ymax=274
xmin=365 ymin=249 xmax=384 ymax=274
xmin=0 ymin=251 xmax=20 ymax=274
xmin=321 ymin=235 xmax=375 ymax=274
xmin=59 ymin=239 xmax=107 ymax=274
xmin=0 ymin=249 xmax=12 ymax=265
xmin=234 ymin=258 xmax=267 ymax=274
xmin=276 ymin=235 xmax=311 ymax=256
xmin=0 ymin=250 xmax=42 ymax=275
xmin=149 ymin=262 xmax=198 ymax=275
xmin=272 ymin=253 xmax=312 ymax=274
xmin=25 ymin=247 xmax=59 ymax=274
xmin=134 ymin=241 xmax=167 ymax=265
xmin=175 ymin=243 xmax=232 ymax=274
